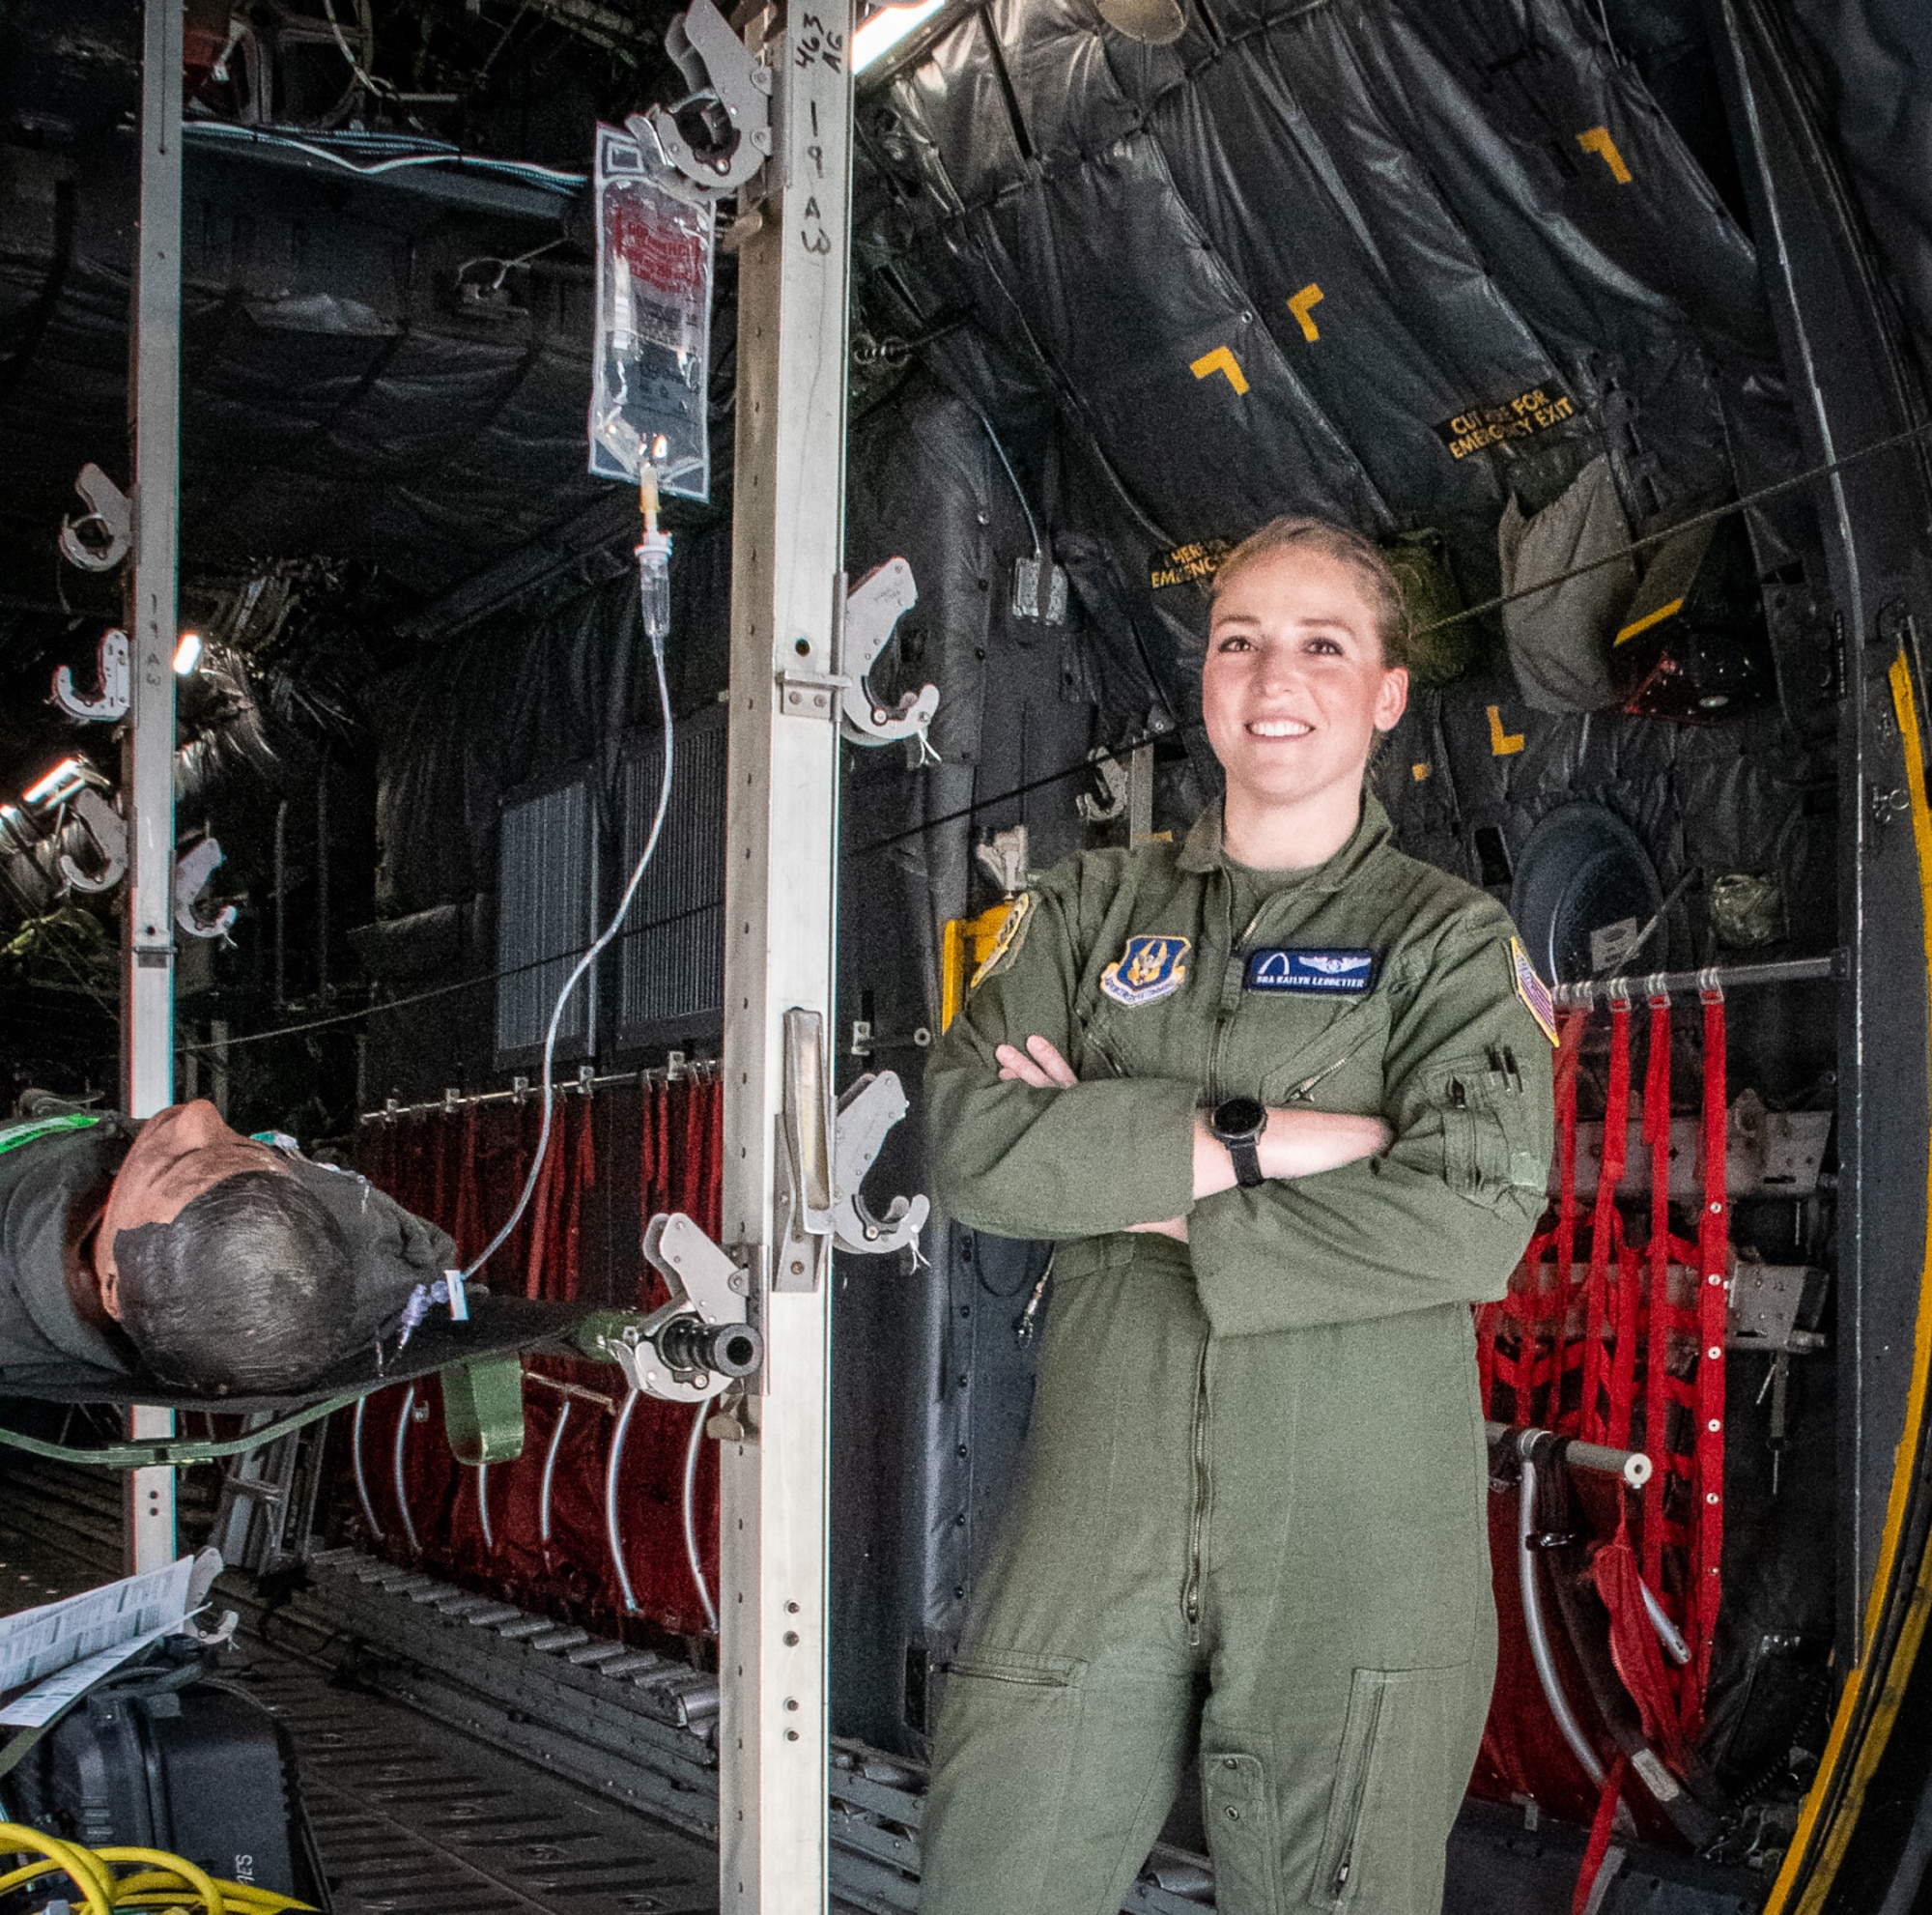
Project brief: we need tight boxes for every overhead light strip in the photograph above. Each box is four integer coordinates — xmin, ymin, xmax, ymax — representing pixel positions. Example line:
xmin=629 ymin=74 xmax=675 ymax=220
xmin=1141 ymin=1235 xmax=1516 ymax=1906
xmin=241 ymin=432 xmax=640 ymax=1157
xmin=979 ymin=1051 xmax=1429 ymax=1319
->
xmin=853 ymin=0 xmax=947 ymax=72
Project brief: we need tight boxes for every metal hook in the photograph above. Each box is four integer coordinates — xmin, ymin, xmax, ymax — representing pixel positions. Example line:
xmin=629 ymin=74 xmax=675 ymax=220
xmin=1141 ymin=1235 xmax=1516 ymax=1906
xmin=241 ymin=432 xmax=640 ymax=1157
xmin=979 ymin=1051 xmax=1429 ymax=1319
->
xmin=58 ymin=465 xmax=131 ymax=573
xmin=831 ymin=1071 xmax=929 ymax=1257
xmin=838 ymin=558 xmax=940 ymax=751
xmin=56 ymin=788 xmax=128 ymax=894
xmin=628 ymin=0 xmax=773 ymax=197
xmin=174 ymin=837 xmax=238 ymax=940
xmin=51 ymin=629 xmax=130 ymax=722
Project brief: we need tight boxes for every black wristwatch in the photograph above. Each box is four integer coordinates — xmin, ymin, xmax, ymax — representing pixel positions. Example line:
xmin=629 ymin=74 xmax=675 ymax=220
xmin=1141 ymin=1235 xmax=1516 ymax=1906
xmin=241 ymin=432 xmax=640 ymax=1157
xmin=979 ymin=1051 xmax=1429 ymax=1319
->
xmin=1209 ymin=1096 xmax=1268 ymax=1188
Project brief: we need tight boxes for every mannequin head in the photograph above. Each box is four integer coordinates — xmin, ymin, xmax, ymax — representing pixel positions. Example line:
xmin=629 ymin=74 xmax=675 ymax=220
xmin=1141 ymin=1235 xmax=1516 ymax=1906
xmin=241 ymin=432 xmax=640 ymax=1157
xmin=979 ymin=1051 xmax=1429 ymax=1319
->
xmin=98 ymin=1101 xmax=355 ymax=1393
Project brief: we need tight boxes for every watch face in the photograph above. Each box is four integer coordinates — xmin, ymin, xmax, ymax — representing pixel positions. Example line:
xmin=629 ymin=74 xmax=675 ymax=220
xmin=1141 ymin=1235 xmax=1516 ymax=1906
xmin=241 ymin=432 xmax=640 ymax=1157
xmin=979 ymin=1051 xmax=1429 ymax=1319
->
xmin=1213 ymin=1096 xmax=1266 ymax=1140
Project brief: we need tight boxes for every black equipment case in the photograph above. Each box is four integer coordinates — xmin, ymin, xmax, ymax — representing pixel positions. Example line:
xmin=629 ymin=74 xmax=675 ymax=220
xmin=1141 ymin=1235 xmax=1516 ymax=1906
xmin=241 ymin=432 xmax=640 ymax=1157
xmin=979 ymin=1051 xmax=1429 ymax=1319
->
xmin=6 ymin=1647 xmax=331 ymax=1911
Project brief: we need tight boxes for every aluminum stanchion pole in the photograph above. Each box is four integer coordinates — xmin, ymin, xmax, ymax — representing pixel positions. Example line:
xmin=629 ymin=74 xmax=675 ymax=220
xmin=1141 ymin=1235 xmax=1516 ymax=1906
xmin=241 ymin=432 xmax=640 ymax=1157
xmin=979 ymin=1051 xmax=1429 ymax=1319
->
xmin=123 ymin=0 xmax=185 ymax=1572
xmin=715 ymin=2 xmax=855 ymax=1907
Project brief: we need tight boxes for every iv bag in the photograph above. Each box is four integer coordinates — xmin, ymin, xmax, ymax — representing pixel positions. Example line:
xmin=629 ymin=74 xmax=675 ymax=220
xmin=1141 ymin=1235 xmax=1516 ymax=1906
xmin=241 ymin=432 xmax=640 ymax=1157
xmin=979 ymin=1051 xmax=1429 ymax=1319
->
xmin=589 ymin=123 xmax=714 ymax=501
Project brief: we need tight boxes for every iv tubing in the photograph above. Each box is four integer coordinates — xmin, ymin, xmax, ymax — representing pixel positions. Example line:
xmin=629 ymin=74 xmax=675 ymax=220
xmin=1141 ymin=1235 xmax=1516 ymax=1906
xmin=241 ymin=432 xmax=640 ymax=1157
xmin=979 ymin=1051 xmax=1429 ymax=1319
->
xmin=461 ymin=490 xmax=675 ymax=1285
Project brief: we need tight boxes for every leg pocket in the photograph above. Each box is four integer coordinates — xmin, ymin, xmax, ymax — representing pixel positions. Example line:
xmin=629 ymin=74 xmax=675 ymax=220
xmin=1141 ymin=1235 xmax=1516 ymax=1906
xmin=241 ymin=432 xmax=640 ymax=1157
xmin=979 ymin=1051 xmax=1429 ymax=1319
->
xmin=1306 ymin=1665 xmax=1481 ymax=1913
xmin=921 ymin=1651 xmax=1084 ymax=1915
xmin=1203 ymin=1750 xmax=1283 ymax=1914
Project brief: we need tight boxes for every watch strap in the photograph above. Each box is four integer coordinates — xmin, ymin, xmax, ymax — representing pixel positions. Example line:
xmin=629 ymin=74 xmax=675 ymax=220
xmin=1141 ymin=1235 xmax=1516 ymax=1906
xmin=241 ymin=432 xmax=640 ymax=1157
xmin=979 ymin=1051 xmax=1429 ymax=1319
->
xmin=1226 ymin=1134 xmax=1264 ymax=1188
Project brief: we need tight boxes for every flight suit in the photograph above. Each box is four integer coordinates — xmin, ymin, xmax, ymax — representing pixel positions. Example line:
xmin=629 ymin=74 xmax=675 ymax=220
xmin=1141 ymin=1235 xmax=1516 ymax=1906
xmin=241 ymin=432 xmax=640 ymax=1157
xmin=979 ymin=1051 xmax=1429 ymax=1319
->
xmin=918 ymin=792 xmax=1554 ymax=1915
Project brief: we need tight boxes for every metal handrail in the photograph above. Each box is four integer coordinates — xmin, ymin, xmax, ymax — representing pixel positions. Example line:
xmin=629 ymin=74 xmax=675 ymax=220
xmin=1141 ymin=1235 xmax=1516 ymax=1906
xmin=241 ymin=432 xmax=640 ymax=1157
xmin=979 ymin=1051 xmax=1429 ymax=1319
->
xmin=1550 ymin=951 xmax=1842 ymax=1010
xmin=358 ymin=1056 xmax=721 ymax=1125
xmin=1486 ymin=1422 xmax=1652 ymax=1489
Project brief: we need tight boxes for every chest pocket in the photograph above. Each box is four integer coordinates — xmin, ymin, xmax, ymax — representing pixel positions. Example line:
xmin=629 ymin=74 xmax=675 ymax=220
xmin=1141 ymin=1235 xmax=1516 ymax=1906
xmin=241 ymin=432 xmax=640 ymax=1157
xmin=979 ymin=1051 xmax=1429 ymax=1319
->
xmin=1075 ymin=977 xmax=1211 ymax=1088
xmin=1076 ymin=968 xmax=1392 ymax=1112
xmin=1243 ymin=990 xmax=1391 ymax=1111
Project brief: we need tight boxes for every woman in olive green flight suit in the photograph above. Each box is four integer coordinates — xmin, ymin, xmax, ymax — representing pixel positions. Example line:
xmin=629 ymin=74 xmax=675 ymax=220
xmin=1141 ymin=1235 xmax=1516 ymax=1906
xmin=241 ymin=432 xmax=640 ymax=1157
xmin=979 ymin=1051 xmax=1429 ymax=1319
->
xmin=918 ymin=518 xmax=1556 ymax=1915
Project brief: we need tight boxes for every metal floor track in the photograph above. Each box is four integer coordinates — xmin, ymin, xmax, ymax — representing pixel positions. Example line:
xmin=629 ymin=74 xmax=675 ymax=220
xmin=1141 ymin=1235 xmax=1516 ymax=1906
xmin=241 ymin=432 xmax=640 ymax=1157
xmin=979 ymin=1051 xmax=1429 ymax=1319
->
xmin=0 ymin=1460 xmax=720 ymax=1915
xmin=0 ymin=1457 xmax=1772 ymax=1915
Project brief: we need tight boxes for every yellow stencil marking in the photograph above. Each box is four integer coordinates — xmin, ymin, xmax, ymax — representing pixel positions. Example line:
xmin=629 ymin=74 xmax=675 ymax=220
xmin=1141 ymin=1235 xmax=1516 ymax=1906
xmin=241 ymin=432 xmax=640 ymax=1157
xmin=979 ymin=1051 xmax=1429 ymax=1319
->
xmin=1616 ymin=597 xmax=1685 ymax=646
xmin=1190 ymin=346 xmax=1249 ymax=395
xmin=1287 ymin=283 xmax=1324 ymax=342
xmin=1762 ymin=649 xmax=1932 ymax=1915
xmin=1487 ymin=705 xmax=1525 ymax=757
xmin=1577 ymin=127 xmax=1633 ymax=183
xmin=941 ymin=897 xmax=1023 ymax=1031
xmin=1411 ymin=762 xmax=1431 ymax=782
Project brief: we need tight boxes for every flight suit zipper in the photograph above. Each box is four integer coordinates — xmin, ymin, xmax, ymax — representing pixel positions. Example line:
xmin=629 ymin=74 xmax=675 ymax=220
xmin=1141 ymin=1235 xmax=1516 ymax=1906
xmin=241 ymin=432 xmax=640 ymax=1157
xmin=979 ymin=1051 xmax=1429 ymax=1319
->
xmin=1181 ymin=1335 xmax=1211 ymax=1645
xmin=1205 ymin=878 xmax=1254 ymax=1103
xmin=1318 ymin=1674 xmax=1390 ymax=1904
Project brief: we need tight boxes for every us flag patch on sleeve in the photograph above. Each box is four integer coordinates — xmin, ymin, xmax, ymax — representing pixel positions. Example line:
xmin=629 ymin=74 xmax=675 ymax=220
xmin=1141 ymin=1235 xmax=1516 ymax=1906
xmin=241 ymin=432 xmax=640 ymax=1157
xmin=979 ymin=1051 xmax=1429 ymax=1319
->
xmin=1509 ymin=936 xmax=1560 ymax=1046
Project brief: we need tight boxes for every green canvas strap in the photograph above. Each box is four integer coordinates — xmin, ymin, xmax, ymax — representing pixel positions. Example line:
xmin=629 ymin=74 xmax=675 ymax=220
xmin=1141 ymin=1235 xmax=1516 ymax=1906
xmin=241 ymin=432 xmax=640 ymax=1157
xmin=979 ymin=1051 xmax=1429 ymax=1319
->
xmin=440 ymin=1354 xmax=527 ymax=1465
xmin=0 ymin=1112 xmax=102 ymax=1156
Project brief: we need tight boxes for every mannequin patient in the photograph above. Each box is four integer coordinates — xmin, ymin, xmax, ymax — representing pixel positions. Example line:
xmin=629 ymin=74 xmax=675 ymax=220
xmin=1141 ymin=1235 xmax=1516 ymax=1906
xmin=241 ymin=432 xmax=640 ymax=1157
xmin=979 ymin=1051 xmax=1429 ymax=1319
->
xmin=0 ymin=1098 xmax=452 ymax=1395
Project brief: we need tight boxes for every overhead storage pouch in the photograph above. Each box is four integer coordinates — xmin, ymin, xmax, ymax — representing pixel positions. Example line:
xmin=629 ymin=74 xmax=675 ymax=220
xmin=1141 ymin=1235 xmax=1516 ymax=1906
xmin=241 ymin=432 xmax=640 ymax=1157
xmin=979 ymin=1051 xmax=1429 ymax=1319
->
xmin=589 ymin=123 xmax=715 ymax=500
xmin=1496 ymin=456 xmax=1635 ymax=715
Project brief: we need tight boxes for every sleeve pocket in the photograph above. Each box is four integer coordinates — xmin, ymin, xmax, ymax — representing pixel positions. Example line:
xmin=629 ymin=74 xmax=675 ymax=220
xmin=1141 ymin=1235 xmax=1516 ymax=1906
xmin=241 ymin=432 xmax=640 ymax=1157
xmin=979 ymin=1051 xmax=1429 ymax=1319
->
xmin=1436 ymin=1049 xmax=1548 ymax=1207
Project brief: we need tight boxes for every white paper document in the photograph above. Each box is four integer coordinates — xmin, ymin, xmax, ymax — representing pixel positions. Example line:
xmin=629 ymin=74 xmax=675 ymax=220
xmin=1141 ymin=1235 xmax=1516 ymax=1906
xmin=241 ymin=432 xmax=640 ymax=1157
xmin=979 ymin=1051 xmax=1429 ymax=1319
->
xmin=0 ymin=1556 xmax=194 ymax=1726
xmin=0 ymin=1616 xmax=186 ymax=1729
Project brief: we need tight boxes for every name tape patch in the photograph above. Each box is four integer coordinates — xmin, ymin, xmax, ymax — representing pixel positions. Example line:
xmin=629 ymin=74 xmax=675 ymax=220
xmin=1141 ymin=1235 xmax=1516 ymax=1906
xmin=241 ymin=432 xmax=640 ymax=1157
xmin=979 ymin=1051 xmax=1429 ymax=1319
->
xmin=1244 ymin=948 xmax=1379 ymax=995
xmin=1101 ymin=933 xmax=1191 ymax=1007
xmin=1510 ymin=936 xmax=1560 ymax=1045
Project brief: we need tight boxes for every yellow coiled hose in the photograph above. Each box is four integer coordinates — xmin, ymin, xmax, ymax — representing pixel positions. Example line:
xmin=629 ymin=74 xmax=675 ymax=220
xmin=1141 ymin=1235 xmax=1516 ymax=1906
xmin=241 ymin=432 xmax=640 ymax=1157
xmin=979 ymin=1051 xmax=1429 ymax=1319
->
xmin=0 ymin=1825 xmax=313 ymax=1915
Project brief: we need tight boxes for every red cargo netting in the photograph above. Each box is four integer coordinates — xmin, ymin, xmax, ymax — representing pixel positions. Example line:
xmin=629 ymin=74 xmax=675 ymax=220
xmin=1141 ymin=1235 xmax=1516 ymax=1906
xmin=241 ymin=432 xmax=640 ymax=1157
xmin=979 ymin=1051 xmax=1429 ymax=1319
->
xmin=346 ymin=1072 xmax=725 ymax=1644
xmin=1472 ymin=987 xmax=1730 ymax=1821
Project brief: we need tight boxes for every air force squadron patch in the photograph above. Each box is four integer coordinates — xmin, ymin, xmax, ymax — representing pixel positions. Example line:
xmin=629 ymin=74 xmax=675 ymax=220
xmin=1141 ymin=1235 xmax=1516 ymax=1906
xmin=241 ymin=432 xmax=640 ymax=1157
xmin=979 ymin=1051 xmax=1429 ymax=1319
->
xmin=1510 ymin=936 xmax=1560 ymax=1045
xmin=1100 ymin=934 xmax=1191 ymax=1007
xmin=1244 ymin=948 xmax=1378 ymax=995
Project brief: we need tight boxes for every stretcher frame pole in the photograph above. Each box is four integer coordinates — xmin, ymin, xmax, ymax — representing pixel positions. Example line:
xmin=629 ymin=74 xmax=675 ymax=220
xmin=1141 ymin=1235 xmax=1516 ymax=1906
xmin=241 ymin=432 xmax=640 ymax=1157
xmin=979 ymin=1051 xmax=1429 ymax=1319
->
xmin=122 ymin=0 xmax=185 ymax=1573
xmin=716 ymin=6 xmax=855 ymax=1909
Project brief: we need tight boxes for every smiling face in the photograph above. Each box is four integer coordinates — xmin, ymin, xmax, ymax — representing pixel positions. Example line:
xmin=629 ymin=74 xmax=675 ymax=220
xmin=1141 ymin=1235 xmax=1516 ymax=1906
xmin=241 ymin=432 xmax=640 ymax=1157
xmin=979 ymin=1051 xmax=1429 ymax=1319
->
xmin=1201 ymin=545 xmax=1409 ymax=852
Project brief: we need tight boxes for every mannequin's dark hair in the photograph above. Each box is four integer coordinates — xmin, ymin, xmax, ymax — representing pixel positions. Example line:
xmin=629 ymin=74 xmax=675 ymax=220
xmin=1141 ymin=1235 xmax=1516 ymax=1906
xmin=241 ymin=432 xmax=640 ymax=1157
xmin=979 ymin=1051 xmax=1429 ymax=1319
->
xmin=112 ymin=1170 xmax=355 ymax=1394
xmin=1207 ymin=517 xmax=1411 ymax=667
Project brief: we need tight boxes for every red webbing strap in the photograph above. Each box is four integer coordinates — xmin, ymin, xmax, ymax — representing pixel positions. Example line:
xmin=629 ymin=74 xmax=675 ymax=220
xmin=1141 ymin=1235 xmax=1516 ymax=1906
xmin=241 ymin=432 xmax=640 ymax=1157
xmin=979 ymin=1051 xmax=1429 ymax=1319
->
xmin=697 ymin=1077 xmax=724 ymax=1241
xmin=504 ymin=1098 xmax=536 ymax=1284
xmin=549 ymin=1096 xmax=575 ymax=1294
xmin=543 ymin=1096 xmax=581 ymax=1303
xmin=1685 ymin=985 xmax=1729 ymax=1737
xmin=1582 ymin=997 xmax=1632 ymax=1443
xmin=1641 ymin=995 xmax=1673 ymax=1588
xmin=563 ymin=1089 xmax=597 ymax=1302
xmin=640 ymin=1078 xmax=670 ymax=1307
xmin=1543 ymin=1010 xmax=1589 ymax=1429
xmin=452 ymin=1102 xmax=480 ymax=1265
xmin=430 ymin=1107 xmax=448 ymax=1220
xmin=1572 ymin=1755 xmax=1628 ymax=1915
xmin=1593 ymin=1509 xmax=1689 ymax=1772
xmin=525 ymin=1093 xmax=568 ymax=1300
